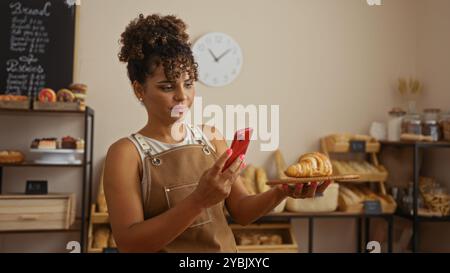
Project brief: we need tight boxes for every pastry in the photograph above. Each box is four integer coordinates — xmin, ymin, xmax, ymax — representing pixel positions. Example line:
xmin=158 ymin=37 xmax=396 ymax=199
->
xmin=69 ymin=83 xmax=87 ymax=101
xmin=0 ymin=150 xmax=25 ymax=164
xmin=256 ymin=168 xmax=270 ymax=193
xmin=274 ymin=149 xmax=288 ymax=179
xmin=0 ymin=95 xmax=28 ymax=101
xmin=235 ymin=232 xmax=283 ymax=246
xmin=285 ymin=152 xmax=333 ymax=178
xmin=69 ymin=83 xmax=87 ymax=93
xmin=39 ymin=139 xmax=57 ymax=149
xmin=31 ymin=138 xmax=58 ymax=149
xmin=38 ymin=88 xmax=57 ymax=102
xmin=56 ymin=89 xmax=75 ymax=102
xmin=93 ymin=227 xmax=110 ymax=249
xmin=61 ymin=136 xmax=77 ymax=149
xmin=30 ymin=139 xmax=40 ymax=149
xmin=76 ymin=138 xmax=85 ymax=150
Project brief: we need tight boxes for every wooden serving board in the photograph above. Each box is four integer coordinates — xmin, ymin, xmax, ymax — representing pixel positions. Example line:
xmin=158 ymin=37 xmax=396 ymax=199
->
xmin=266 ymin=174 xmax=360 ymax=185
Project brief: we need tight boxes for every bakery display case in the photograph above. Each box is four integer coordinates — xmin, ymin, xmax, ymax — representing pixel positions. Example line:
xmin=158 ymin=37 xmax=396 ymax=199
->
xmin=0 ymin=107 xmax=94 ymax=252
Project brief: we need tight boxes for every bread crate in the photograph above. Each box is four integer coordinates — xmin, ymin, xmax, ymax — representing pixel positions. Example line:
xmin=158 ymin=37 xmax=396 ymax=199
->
xmin=0 ymin=193 xmax=76 ymax=231
xmin=231 ymin=223 xmax=298 ymax=253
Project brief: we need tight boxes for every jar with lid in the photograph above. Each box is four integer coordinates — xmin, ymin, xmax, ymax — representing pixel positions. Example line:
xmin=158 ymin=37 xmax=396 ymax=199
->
xmin=441 ymin=111 xmax=450 ymax=141
xmin=422 ymin=108 xmax=441 ymax=141
xmin=387 ymin=108 xmax=406 ymax=141
xmin=401 ymin=112 xmax=422 ymax=135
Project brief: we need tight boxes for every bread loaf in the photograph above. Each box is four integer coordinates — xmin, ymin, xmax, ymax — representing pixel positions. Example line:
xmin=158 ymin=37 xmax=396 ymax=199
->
xmin=93 ymin=227 xmax=110 ymax=249
xmin=256 ymin=168 xmax=270 ymax=193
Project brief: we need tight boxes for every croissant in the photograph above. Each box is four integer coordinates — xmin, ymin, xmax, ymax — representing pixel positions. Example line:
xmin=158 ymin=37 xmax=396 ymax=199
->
xmin=285 ymin=152 xmax=333 ymax=177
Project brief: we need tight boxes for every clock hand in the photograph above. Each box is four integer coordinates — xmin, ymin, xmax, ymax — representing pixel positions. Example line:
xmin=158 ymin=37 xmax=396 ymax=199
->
xmin=216 ymin=48 xmax=231 ymax=62
xmin=208 ymin=48 xmax=219 ymax=62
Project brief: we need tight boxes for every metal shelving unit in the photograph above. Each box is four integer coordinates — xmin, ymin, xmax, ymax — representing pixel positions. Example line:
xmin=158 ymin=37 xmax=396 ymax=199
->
xmin=0 ymin=107 xmax=94 ymax=252
xmin=228 ymin=212 xmax=394 ymax=253
xmin=380 ymin=140 xmax=450 ymax=252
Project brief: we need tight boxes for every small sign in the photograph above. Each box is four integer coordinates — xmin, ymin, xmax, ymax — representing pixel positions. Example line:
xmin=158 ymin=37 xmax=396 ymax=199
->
xmin=350 ymin=140 xmax=366 ymax=153
xmin=26 ymin=180 xmax=48 ymax=195
xmin=363 ymin=200 xmax=382 ymax=215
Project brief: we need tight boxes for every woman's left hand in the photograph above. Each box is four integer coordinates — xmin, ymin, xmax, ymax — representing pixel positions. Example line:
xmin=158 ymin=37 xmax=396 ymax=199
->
xmin=279 ymin=180 xmax=332 ymax=199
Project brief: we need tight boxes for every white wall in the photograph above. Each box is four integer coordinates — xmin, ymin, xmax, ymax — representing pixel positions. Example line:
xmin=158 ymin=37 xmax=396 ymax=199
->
xmin=1 ymin=0 xmax=448 ymax=252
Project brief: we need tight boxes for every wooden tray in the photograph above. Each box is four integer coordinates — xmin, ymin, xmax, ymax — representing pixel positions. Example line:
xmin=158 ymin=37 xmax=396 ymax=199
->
xmin=33 ymin=101 xmax=85 ymax=111
xmin=266 ymin=174 xmax=360 ymax=185
xmin=0 ymin=99 xmax=30 ymax=110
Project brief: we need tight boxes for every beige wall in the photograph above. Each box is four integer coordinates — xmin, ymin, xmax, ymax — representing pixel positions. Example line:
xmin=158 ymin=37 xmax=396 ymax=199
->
xmin=0 ymin=0 xmax=448 ymax=252
xmin=415 ymin=0 xmax=450 ymax=253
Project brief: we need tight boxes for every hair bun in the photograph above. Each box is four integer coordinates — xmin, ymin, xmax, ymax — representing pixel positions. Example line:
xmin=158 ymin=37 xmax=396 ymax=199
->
xmin=118 ymin=14 xmax=190 ymax=63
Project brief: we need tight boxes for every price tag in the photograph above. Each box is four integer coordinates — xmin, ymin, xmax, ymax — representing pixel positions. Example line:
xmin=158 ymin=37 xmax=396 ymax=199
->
xmin=350 ymin=140 xmax=366 ymax=153
xmin=363 ymin=200 xmax=382 ymax=215
xmin=26 ymin=180 xmax=48 ymax=195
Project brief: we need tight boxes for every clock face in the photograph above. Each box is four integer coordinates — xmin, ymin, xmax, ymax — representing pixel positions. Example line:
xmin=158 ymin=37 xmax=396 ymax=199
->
xmin=192 ymin=32 xmax=243 ymax=87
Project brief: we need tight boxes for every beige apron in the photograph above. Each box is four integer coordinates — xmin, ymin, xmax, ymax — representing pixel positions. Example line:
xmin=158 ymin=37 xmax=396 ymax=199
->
xmin=132 ymin=130 xmax=237 ymax=253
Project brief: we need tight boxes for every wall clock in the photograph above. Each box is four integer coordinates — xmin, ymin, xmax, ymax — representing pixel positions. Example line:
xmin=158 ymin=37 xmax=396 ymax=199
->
xmin=192 ymin=32 xmax=243 ymax=87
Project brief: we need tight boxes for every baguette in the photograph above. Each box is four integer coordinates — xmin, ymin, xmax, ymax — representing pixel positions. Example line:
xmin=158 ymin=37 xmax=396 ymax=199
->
xmin=256 ymin=168 xmax=270 ymax=193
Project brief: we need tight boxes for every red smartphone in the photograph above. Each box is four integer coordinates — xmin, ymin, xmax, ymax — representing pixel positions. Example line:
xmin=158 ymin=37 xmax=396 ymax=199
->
xmin=222 ymin=128 xmax=253 ymax=172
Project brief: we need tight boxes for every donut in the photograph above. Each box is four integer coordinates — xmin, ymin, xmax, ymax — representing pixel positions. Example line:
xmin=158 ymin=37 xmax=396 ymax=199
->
xmin=38 ymin=88 xmax=57 ymax=103
xmin=57 ymin=89 xmax=75 ymax=102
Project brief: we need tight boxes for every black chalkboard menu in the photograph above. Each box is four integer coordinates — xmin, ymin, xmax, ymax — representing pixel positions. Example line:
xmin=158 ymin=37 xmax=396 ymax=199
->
xmin=0 ymin=0 xmax=76 ymax=99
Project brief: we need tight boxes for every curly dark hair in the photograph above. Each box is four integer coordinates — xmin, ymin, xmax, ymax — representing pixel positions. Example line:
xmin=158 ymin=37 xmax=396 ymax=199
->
xmin=118 ymin=14 xmax=198 ymax=84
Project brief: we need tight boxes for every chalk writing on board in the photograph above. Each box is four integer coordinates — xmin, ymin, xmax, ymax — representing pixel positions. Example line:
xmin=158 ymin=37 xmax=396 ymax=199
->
xmin=5 ymin=1 xmax=52 ymax=96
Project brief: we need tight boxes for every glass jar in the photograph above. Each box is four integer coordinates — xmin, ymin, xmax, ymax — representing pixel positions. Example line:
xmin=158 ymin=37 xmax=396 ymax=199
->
xmin=422 ymin=108 xmax=441 ymax=141
xmin=440 ymin=112 xmax=450 ymax=141
xmin=401 ymin=112 xmax=422 ymax=135
xmin=387 ymin=108 xmax=406 ymax=141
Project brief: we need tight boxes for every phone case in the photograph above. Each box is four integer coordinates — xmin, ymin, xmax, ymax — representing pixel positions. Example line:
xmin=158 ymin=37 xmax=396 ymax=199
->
xmin=222 ymin=128 xmax=252 ymax=171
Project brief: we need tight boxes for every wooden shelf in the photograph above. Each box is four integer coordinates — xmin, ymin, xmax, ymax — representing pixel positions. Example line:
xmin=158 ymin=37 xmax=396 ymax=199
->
xmin=0 ymin=219 xmax=82 ymax=234
xmin=228 ymin=212 xmax=394 ymax=224
xmin=0 ymin=107 xmax=94 ymax=116
xmin=0 ymin=162 xmax=86 ymax=167
xmin=380 ymin=140 xmax=450 ymax=148
xmin=396 ymin=213 xmax=450 ymax=222
xmin=322 ymin=137 xmax=380 ymax=153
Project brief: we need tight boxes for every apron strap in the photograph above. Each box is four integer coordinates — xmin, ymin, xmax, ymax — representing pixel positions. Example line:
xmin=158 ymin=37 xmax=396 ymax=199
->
xmin=131 ymin=133 xmax=153 ymax=154
xmin=188 ymin=124 xmax=216 ymax=155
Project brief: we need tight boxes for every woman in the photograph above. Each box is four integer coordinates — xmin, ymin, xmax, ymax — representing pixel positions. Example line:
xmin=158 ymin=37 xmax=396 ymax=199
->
xmin=104 ymin=14 xmax=330 ymax=253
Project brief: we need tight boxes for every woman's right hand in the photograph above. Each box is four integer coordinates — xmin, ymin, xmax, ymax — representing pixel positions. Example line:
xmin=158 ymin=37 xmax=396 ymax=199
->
xmin=191 ymin=149 xmax=245 ymax=209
